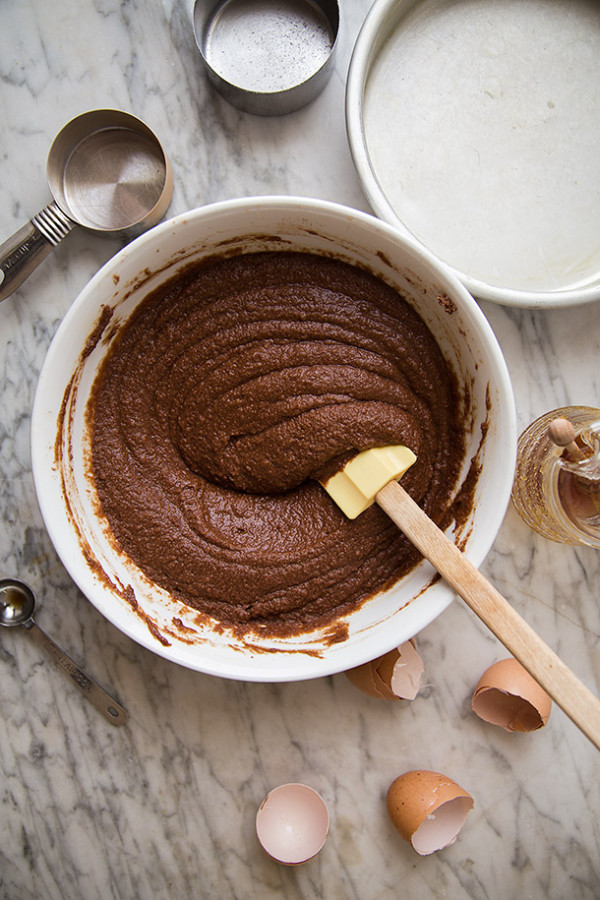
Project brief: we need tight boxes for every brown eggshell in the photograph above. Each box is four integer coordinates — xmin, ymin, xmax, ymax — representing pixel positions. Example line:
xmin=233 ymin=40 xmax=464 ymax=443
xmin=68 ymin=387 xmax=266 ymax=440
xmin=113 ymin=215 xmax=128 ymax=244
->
xmin=368 ymin=663 xmax=398 ymax=700
xmin=345 ymin=639 xmax=423 ymax=700
xmin=345 ymin=658 xmax=391 ymax=698
xmin=375 ymin=639 xmax=424 ymax=700
xmin=472 ymin=658 xmax=552 ymax=732
xmin=387 ymin=770 xmax=474 ymax=856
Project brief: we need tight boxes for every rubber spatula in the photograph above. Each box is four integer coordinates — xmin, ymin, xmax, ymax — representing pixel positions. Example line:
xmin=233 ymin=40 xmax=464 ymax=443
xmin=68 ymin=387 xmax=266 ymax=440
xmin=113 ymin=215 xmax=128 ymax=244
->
xmin=319 ymin=445 xmax=600 ymax=751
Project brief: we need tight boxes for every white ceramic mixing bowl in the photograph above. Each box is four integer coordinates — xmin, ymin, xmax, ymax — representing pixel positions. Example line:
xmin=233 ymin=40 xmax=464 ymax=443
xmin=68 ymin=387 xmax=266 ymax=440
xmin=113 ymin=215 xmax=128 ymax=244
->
xmin=31 ymin=197 xmax=516 ymax=682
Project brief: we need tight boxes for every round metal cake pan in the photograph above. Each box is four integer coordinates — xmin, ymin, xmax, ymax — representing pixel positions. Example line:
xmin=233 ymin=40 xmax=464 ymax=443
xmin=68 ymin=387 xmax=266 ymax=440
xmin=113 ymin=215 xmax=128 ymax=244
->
xmin=346 ymin=0 xmax=600 ymax=308
xmin=193 ymin=0 xmax=339 ymax=116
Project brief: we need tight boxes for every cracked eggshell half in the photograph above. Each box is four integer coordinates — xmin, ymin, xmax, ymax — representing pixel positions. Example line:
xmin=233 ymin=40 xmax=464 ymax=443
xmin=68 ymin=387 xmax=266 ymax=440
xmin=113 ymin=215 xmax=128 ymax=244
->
xmin=345 ymin=639 xmax=424 ymax=699
xmin=256 ymin=783 xmax=329 ymax=865
xmin=387 ymin=770 xmax=474 ymax=855
xmin=472 ymin=658 xmax=552 ymax=732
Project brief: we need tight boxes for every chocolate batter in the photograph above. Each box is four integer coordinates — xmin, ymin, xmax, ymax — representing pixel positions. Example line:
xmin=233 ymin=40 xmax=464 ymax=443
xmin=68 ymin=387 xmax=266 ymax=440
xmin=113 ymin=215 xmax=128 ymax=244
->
xmin=87 ymin=252 xmax=465 ymax=636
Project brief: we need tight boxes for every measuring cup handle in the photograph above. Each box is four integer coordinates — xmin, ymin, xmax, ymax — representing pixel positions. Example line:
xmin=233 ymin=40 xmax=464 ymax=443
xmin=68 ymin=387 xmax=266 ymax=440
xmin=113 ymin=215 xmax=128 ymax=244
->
xmin=27 ymin=620 xmax=129 ymax=726
xmin=0 ymin=202 xmax=74 ymax=302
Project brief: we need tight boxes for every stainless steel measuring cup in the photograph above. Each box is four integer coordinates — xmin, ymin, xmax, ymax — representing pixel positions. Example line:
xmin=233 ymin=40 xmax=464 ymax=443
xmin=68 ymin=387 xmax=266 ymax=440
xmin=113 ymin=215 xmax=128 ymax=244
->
xmin=0 ymin=109 xmax=173 ymax=303
xmin=193 ymin=0 xmax=339 ymax=116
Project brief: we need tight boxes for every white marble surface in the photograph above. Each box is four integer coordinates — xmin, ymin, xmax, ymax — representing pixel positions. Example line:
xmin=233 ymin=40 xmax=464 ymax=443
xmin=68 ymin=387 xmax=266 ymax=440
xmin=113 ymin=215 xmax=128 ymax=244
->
xmin=1 ymin=1 xmax=599 ymax=898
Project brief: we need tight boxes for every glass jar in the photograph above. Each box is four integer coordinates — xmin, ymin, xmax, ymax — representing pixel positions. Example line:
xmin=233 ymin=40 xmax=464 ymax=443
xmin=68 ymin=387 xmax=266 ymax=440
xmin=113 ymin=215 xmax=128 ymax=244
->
xmin=511 ymin=406 xmax=600 ymax=548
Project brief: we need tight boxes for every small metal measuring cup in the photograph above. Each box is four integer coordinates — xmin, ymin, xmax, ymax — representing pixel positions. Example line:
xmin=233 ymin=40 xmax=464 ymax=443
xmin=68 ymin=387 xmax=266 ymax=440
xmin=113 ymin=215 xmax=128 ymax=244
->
xmin=193 ymin=0 xmax=340 ymax=116
xmin=0 ymin=109 xmax=173 ymax=303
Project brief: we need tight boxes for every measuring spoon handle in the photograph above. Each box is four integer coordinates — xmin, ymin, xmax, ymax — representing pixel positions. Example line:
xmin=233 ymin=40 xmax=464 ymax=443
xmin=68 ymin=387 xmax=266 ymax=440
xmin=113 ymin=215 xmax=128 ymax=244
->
xmin=0 ymin=202 xmax=75 ymax=302
xmin=27 ymin=620 xmax=128 ymax=726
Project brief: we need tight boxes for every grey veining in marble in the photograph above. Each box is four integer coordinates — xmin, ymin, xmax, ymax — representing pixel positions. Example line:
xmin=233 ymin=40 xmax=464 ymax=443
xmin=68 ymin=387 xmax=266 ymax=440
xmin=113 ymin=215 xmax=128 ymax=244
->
xmin=1 ymin=2 xmax=599 ymax=899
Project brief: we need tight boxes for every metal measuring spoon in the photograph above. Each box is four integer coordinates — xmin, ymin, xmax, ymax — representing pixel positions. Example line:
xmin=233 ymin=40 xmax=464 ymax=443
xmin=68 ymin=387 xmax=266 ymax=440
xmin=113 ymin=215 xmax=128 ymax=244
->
xmin=0 ymin=578 xmax=128 ymax=726
xmin=0 ymin=108 xmax=173 ymax=303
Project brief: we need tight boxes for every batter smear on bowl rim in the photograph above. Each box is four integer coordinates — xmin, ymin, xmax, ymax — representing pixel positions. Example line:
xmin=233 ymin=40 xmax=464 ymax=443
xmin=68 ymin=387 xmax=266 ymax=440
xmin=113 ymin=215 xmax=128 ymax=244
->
xmin=87 ymin=251 xmax=468 ymax=637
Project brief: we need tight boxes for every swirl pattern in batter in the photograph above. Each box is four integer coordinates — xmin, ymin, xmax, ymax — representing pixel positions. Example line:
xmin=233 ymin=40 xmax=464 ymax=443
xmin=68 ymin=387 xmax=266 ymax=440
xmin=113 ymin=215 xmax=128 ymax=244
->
xmin=88 ymin=251 xmax=465 ymax=636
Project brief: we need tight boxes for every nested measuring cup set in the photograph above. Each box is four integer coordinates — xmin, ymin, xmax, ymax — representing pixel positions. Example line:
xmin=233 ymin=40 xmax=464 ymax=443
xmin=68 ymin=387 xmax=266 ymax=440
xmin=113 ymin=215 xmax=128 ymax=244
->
xmin=0 ymin=0 xmax=341 ymax=302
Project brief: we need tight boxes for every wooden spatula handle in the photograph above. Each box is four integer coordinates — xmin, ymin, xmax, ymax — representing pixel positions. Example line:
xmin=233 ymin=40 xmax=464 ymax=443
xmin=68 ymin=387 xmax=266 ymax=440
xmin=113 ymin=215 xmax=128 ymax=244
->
xmin=376 ymin=480 xmax=600 ymax=751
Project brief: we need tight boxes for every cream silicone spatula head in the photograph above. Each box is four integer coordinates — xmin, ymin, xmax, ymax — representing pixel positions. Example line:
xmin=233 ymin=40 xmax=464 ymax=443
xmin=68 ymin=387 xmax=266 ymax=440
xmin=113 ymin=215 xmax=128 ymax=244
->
xmin=320 ymin=445 xmax=417 ymax=519
xmin=320 ymin=446 xmax=600 ymax=752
